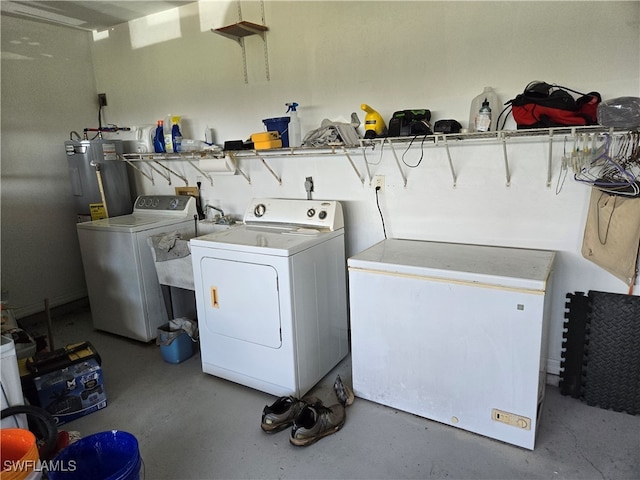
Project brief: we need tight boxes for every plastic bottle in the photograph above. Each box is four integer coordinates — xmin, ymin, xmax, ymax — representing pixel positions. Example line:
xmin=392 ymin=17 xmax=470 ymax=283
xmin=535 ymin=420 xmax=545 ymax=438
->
xmin=286 ymin=102 xmax=301 ymax=147
xmin=171 ymin=115 xmax=182 ymax=153
xmin=469 ymin=87 xmax=500 ymax=132
xmin=361 ymin=104 xmax=387 ymax=138
xmin=164 ymin=115 xmax=173 ymax=153
xmin=475 ymin=99 xmax=492 ymax=132
xmin=154 ymin=120 xmax=166 ymax=153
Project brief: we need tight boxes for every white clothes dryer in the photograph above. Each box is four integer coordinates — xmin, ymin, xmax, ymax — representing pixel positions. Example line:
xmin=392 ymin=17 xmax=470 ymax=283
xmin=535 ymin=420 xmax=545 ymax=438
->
xmin=190 ymin=198 xmax=349 ymax=398
xmin=77 ymin=195 xmax=197 ymax=342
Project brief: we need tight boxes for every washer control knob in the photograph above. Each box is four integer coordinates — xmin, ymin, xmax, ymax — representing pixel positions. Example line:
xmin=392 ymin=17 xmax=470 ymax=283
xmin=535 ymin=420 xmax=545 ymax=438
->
xmin=168 ymin=198 xmax=179 ymax=209
xmin=318 ymin=210 xmax=327 ymax=220
xmin=307 ymin=208 xmax=316 ymax=218
xmin=254 ymin=203 xmax=266 ymax=217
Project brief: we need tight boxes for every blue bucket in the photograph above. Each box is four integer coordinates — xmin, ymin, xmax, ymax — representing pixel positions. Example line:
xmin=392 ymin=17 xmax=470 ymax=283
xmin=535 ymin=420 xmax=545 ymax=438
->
xmin=262 ymin=117 xmax=290 ymax=147
xmin=49 ymin=430 xmax=142 ymax=480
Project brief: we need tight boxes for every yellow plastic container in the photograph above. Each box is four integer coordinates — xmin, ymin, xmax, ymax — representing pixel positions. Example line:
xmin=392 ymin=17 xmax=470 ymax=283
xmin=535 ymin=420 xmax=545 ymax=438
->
xmin=251 ymin=131 xmax=280 ymax=143
xmin=254 ymin=139 xmax=283 ymax=150
xmin=251 ymin=131 xmax=282 ymax=149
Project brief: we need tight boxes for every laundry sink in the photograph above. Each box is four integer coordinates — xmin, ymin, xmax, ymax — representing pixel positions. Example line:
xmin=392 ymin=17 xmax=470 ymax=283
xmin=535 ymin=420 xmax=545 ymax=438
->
xmin=196 ymin=220 xmax=239 ymax=237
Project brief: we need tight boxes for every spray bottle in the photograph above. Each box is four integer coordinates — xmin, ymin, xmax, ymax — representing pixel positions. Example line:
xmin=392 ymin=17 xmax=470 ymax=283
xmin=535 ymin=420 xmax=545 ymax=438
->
xmin=361 ymin=104 xmax=387 ymax=138
xmin=286 ymin=102 xmax=301 ymax=147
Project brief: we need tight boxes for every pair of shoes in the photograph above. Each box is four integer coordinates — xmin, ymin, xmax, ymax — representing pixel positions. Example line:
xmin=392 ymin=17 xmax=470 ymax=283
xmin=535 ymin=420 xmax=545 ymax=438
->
xmin=261 ymin=395 xmax=320 ymax=433
xmin=261 ymin=395 xmax=346 ymax=446
xmin=290 ymin=402 xmax=346 ymax=447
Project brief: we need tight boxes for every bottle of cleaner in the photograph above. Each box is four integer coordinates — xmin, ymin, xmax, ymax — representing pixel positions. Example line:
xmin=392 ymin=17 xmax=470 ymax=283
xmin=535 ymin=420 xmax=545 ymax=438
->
xmin=361 ymin=104 xmax=387 ymax=138
xmin=154 ymin=120 xmax=166 ymax=153
xmin=171 ymin=115 xmax=182 ymax=153
xmin=469 ymin=87 xmax=500 ymax=132
xmin=286 ymin=102 xmax=301 ymax=147
xmin=475 ymin=99 xmax=492 ymax=132
xmin=164 ymin=115 xmax=173 ymax=153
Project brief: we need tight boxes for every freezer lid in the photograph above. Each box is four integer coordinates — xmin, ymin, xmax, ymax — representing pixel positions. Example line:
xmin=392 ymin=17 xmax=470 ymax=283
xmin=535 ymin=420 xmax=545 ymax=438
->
xmin=348 ymin=239 xmax=555 ymax=291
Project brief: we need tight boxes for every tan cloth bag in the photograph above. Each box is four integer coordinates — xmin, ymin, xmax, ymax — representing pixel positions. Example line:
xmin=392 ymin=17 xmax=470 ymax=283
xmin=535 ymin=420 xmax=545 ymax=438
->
xmin=582 ymin=188 xmax=640 ymax=286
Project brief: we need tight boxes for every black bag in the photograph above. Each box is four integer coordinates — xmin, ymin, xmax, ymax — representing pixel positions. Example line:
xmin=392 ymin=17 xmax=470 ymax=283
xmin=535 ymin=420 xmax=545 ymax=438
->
xmin=388 ymin=109 xmax=432 ymax=136
xmin=433 ymin=119 xmax=462 ymax=134
xmin=501 ymin=81 xmax=601 ymax=129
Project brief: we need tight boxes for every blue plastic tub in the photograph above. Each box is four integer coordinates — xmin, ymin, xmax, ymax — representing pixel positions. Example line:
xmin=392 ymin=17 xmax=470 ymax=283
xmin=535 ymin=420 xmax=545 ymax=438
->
xmin=158 ymin=325 xmax=195 ymax=364
xmin=48 ymin=430 xmax=142 ymax=480
xmin=262 ymin=117 xmax=290 ymax=147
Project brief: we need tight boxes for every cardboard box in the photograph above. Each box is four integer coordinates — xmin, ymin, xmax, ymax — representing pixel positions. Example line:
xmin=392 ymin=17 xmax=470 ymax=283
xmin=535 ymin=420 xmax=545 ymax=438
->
xmin=32 ymin=357 xmax=106 ymax=425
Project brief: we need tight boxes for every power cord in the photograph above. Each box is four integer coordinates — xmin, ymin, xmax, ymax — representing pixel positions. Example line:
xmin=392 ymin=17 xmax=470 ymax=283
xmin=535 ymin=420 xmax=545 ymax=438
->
xmin=375 ymin=186 xmax=387 ymax=239
xmin=401 ymin=134 xmax=428 ymax=168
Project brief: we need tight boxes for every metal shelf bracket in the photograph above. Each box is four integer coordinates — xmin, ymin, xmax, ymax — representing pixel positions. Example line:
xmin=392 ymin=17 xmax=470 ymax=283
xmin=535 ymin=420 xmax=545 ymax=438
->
xmin=441 ymin=135 xmax=458 ymax=188
xmin=343 ymin=147 xmax=367 ymax=185
xmin=259 ymin=156 xmax=281 ymax=184
xmin=547 ymin=129 xmax=554 ymax=187
xmin=500 ymin=132 xmax=511 ymax=187
xmin=384 ymin=138 xmax=408 ymax=187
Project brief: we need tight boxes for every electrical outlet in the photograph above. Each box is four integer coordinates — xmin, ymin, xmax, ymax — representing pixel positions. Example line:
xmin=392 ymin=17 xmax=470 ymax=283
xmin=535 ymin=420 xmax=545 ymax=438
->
xmin=374 ymin=175 xmax=385 ymax=192
xmin=98 ymin=93 xmax=107 ymax=107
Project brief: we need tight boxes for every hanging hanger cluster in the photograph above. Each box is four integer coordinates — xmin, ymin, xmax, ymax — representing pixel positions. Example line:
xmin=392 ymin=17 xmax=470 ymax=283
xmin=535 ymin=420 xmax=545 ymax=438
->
xmin=573 ymin=131 xmax=640 ymax=197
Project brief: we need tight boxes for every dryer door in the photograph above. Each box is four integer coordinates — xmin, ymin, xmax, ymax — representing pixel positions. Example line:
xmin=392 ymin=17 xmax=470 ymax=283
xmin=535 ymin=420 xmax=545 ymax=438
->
xmin=200 ymin=257 xmax=282 ymax=348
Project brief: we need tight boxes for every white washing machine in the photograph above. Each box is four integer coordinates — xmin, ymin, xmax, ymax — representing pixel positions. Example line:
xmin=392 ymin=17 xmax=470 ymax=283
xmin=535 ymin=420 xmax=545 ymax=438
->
xmin=190 ymin=198 xmax=349 ymax=398
xmin=77 ymin=195 xmax=197 ymax=342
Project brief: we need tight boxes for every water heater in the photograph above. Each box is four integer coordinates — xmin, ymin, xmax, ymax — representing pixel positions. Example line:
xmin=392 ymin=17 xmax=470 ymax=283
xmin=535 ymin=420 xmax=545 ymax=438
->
xmin=65 ymin=139 xmax=133 ymax=222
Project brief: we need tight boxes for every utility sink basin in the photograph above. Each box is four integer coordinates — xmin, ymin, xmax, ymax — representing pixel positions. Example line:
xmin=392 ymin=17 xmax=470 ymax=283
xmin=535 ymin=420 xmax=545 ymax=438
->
xmin=196 ymin=220 xmax=239 ymax=236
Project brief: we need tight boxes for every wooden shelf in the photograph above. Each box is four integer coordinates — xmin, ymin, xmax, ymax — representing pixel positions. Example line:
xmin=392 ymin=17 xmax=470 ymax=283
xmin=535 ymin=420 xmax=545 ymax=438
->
xmin=211 ymin=21 xmax=270 ymax=83
xmin=213 ymin=21 xmax=268 ymax=41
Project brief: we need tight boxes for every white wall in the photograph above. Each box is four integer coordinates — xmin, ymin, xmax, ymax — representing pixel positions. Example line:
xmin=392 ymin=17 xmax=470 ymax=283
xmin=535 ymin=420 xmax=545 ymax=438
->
xmin=1 ymin=1 xmax=639 ymax=374
xmin=1 ymin=16 xmax=96 ymax=314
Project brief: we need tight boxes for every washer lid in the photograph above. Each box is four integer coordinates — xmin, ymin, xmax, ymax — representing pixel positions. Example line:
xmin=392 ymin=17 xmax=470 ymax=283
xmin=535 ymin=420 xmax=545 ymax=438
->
xmin=76 ymin=195 xmax=197 ymax=233
xmin=76 ymin=213 xmax=193 ymax=232
xmin=190 ymin=225 xmax=343 ymax=256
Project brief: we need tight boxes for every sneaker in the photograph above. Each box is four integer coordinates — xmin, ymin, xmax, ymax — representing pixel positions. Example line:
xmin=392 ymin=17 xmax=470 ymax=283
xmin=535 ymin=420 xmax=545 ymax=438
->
xmin=290 ymin=402 xmax=346 ymax=446
xmin=333 ymin=375 xmax=355 ymax=406
xmin=261 ymin=395 xmax=319 ymax=433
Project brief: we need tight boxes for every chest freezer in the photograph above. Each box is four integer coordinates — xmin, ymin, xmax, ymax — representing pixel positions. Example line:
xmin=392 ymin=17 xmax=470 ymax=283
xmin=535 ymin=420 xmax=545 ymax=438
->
xmin=347 ymin=239 xmax=555 ymax=449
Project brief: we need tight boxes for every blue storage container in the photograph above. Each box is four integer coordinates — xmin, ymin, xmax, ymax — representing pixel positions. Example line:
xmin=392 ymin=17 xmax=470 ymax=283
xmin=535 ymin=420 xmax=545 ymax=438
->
xmin=157 ymin=324 xmax=195 ymax=364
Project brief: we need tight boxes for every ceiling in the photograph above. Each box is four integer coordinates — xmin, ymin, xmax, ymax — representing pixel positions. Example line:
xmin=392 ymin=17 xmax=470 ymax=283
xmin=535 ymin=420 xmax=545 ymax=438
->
xmin=0 ymin=1 xmax=193 ymax=31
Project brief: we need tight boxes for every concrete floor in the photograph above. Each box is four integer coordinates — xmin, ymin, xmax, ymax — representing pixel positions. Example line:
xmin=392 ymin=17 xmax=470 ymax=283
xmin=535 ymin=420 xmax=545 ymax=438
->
xmin=18 ymin=302 xmax=640 ymax=480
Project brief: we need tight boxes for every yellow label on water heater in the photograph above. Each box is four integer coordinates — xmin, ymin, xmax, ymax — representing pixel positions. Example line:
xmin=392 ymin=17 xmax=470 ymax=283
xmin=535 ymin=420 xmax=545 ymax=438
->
xmin=90 ymin=203 xmax=107 ymax=220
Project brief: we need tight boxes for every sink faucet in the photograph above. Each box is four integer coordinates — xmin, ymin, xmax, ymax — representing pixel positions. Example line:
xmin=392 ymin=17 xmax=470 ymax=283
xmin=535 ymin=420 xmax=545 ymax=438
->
xmin=204 ymin=205 xmax=235 ymax=225
xmin=205 ymin=204 xmax=225 ymax=217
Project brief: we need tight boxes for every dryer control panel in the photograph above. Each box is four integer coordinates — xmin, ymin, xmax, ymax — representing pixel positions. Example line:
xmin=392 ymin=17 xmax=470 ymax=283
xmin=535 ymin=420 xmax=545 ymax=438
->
xmin=133 ymin=195 xmax=197 ymax=216
xmin=244 ymin=198 xmax=344 ymax=231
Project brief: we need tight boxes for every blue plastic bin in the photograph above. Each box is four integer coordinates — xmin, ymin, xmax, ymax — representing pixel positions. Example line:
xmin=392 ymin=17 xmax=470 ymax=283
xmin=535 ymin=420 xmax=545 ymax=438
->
xmin=262 ymin=117 xmax=290 ymax=147
xmin=158 ymin=324 xmax=195 ymax=364
xmin=49 ymin=430 xmax=142 ymax=480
